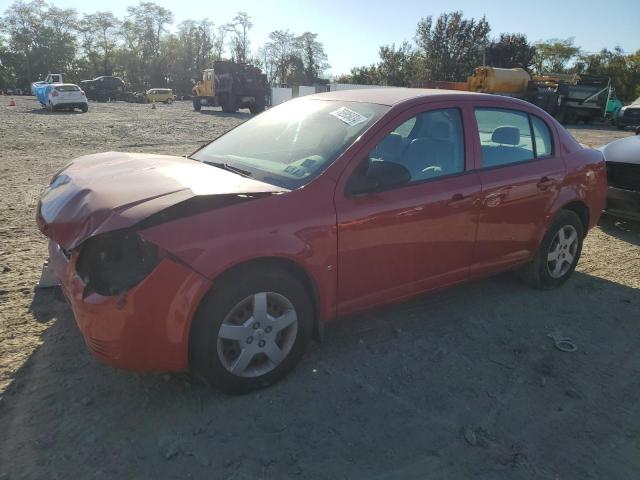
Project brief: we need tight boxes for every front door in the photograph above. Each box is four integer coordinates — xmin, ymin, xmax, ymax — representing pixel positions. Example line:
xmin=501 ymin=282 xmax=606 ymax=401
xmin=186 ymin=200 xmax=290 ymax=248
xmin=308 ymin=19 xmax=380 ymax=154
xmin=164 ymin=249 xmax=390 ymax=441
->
xmin=335 ymin=105 xmax=482 ymax=316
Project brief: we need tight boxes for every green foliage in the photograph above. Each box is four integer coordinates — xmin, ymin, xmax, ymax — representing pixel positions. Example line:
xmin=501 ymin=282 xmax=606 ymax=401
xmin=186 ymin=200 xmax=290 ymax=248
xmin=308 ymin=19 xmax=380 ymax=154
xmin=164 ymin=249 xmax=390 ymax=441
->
xmin=415 ymin=11 xmax=491 ymax=82
xmin=1 ymin=0 xmax=78 ymax=87
xmin=533 ymin=38 xmax=581 ymax=73
xmin=487 ymin=33 xmax=536 ymax=70
xmin=573 ymin=47 xmax=640 ymax=102
xmin=0 ymin=1 xmax=268 ymax=95
xmin=260 ymin=30 xmax=330 ymax=86
xmin=341 ymin=10 xmax=492 ymax=85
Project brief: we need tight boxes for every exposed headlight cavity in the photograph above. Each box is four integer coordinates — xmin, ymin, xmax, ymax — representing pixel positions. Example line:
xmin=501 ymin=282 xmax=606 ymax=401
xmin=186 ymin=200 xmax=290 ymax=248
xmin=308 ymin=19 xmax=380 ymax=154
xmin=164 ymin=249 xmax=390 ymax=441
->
xmin=76 ymin=230 xmax=161 ymax=296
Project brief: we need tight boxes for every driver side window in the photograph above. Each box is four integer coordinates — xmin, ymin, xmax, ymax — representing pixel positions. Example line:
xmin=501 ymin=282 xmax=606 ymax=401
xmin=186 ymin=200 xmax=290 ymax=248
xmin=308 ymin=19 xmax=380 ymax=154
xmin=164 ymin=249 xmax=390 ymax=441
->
xmin=369 ymin=108 xmax=465 ymax=184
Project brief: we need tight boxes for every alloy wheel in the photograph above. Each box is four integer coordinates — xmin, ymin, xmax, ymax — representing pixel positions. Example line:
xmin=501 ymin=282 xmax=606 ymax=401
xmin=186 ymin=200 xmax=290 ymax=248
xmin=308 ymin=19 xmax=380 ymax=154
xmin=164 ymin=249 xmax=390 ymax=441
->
xmin=546 ymin=225 xmax=578 ymax=278
xmin=217 ymin=292 xmax=298 ymax=378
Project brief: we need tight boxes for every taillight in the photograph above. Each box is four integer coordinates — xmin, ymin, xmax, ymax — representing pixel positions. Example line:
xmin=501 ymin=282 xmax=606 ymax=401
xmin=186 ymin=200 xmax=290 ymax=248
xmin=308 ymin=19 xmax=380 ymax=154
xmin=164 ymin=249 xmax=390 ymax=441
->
xmin=51 ymin=91 xmax=59 ymax=97
xmin=80 ymin=90 xmax=85 ymax=96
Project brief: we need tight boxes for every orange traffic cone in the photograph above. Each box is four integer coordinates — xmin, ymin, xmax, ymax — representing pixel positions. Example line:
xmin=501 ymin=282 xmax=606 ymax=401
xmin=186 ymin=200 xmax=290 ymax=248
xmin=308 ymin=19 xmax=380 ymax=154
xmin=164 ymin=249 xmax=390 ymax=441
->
xmin=8 ymin=98 xmax=16 ymax=107
xmin=151 ymin=101 xmax=156 ymax=110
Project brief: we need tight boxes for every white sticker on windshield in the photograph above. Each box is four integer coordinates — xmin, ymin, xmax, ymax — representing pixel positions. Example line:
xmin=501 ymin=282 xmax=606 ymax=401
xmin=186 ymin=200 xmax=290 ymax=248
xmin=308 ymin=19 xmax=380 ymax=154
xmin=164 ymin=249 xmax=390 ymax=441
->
xmin=329 ymin=107 xmax=369 ymax=126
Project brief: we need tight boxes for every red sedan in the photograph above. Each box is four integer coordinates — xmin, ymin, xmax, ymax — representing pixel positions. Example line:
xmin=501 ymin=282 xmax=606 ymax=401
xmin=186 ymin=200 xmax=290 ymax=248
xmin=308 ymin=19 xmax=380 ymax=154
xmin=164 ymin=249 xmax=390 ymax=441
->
xmin=37 ymin=89 xmax=607 ymax=392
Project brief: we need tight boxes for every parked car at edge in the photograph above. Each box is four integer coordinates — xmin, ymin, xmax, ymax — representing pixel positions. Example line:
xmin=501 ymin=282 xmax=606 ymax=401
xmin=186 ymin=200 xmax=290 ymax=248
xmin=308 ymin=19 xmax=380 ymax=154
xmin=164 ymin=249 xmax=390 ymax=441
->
xmin=616 ymin=96 xmax=640 ymax=130
xmin=37 ymin=89 xmax=607 ymax=393
xmin=601 ymin=134 xmax=640 ymax=221
xmin=145 ymin=88 xmax=176 ymax=104
xmin=79 ymin=76 xmax=125 ymax=102
xmin=35 ymin=83 xmax=88 ymax=112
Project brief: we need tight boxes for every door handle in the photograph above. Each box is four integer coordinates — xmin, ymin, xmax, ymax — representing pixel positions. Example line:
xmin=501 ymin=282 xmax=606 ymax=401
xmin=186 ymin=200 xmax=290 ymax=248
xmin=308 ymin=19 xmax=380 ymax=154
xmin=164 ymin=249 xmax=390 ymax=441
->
xmin=537 ymin=176 xmax=554 ymax=190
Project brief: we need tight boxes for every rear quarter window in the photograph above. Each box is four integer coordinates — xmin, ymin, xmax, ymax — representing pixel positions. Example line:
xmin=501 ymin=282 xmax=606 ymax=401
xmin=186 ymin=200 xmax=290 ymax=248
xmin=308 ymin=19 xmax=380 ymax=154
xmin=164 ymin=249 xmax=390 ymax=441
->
xmin=531 ymin=116 xmax=553 ymax=157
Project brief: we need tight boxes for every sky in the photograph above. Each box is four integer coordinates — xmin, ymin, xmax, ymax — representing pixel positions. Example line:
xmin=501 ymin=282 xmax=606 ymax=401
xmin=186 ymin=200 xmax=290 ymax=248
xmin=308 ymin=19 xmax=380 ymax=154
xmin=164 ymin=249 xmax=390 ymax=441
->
xmin=1 ymin=0 xmax=639 ymax=75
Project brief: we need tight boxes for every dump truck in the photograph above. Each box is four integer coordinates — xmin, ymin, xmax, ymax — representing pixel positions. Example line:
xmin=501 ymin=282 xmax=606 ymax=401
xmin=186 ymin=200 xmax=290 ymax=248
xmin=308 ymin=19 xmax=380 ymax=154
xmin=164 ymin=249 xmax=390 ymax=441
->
xmin=428 ymin=67 xmax=613 ymax=124
xmin=192 ymin=61 xmax=268 ymax=114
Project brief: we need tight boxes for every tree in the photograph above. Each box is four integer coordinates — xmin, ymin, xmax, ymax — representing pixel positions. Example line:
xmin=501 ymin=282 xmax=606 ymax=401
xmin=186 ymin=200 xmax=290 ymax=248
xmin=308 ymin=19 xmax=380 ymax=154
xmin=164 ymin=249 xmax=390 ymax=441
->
xmin=1 ymin=0 xmax=78 ymax=86
xmin=295 ymin=32 xmax=329 ymax=84
xmin=263 ymin=30 xmax=298 ymax=85
xmin=228 ymin=12 xmax=252 ymax=64
xmin=79 ymin=11 xmax=120 ymax=76
xmin=376 ymin=42 xmax=421 ymax=86
xmin=573 ymin=47 xmax=640 ymax=102
xmin=487 ymin=33 xmax=536 ymax=70
xmin=533 ymin=38 xmax=581 ymax=73
xmin=337 ymin=65 xmax=380 ymax=85
xmin=124 ymin=1 xmax=173 ymax=87
xmin=162 ymin=19 xmax=215 ymax=95
xmin=415 ymin=11 xmax=491 ymax=82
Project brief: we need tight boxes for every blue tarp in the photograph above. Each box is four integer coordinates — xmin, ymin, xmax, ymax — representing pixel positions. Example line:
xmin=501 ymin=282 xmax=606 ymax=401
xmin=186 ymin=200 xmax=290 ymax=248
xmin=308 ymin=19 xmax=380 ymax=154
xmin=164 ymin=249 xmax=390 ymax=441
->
xmin=34 ymin=83 xmax=52 ymax=105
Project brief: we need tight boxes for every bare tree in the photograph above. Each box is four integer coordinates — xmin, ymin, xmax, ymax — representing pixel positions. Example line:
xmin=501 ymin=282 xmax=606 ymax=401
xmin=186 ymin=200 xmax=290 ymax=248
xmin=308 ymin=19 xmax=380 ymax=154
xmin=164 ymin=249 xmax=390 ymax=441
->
xmin=228 ymin=12 xmax=252 ymax=64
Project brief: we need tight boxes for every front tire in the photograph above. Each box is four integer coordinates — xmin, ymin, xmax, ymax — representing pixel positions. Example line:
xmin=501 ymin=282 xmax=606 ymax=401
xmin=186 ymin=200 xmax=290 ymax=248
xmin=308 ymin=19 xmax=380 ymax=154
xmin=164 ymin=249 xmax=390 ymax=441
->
xmin=221 ymin=95 xmax=238 ymax=113
xmin=192 ymin=98 xmax=201 ymax=111
xmin=190 ymin=268 xmax=314 ymax=393
xmin=519 ymin=210 xmax=584 ymax=289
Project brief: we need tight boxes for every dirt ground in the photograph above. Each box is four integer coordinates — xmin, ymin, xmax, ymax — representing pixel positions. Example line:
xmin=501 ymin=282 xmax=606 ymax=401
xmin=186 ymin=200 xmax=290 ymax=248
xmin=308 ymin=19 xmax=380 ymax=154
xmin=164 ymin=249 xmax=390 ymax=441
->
xmin=1 ymin=96 xmax=639 ymax=479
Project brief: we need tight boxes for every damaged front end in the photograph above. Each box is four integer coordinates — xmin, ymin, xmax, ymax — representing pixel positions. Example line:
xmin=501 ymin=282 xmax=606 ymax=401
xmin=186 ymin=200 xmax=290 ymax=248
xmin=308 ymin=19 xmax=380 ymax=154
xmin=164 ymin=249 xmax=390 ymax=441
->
xmin=75 ymin=229 xmax=161 ymax=297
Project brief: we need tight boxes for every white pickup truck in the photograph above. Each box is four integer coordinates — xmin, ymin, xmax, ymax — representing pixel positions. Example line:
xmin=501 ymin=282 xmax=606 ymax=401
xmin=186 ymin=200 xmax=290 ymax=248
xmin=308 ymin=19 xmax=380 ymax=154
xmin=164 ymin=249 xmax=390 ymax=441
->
xmin=30 ymin=73 xmax=64 ymax=95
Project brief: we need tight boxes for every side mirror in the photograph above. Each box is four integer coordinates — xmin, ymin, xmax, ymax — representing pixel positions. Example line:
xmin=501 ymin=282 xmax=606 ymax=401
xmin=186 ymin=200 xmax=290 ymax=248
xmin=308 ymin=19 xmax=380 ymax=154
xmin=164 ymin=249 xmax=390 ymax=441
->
xmin=347 ymin=160 xmax=411 ymax=195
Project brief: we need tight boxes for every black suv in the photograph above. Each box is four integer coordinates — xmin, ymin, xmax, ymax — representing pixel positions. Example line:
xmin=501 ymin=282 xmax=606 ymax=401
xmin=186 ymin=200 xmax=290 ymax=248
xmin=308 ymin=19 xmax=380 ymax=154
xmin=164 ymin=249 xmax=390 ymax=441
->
xmin=79 ymin=76 xmax=125 ymax=102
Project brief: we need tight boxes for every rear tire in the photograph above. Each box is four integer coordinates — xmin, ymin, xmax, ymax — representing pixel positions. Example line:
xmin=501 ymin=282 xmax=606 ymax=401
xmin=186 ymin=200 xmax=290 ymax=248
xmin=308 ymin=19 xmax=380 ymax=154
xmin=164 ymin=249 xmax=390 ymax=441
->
xmin=519 ymin=210 xmax=584 ymax=289
xmin=81 ymin=104 xmax=88 ymax=113
xmin=250 ymin=100 xmax=266 ymax=114
xmin=190 ymin=268 xmax=314 ymax=393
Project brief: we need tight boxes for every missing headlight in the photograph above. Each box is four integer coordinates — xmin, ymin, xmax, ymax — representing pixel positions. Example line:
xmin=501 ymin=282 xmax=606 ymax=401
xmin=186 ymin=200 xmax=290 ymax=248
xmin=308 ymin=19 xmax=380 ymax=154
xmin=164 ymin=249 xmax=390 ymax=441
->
xmin=76 ymin=230 xmax=161 ymax=297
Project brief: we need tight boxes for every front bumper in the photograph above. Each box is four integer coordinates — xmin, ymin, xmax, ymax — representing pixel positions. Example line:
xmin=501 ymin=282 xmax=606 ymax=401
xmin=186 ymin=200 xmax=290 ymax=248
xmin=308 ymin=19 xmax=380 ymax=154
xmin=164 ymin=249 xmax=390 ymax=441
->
xmin=49 ymin=239 xmax=212 ymax=372
xmin=618 ymin=112 xmax=640 ymax=127
xmin=605 ymin=186 xmax=640 ymax=221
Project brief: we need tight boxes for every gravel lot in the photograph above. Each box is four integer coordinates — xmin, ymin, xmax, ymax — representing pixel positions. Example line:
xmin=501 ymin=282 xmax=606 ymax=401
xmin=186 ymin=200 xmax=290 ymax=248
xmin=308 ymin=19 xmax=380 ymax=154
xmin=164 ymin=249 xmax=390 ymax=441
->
xmin=1 ymin=96 xmax=639 ymax=479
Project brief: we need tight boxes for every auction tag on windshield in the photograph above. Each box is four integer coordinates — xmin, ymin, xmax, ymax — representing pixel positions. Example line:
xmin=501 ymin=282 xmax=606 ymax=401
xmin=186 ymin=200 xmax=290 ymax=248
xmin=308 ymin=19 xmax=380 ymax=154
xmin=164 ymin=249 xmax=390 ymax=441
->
xmin=329 ymin=107 xmax=369 ymax=126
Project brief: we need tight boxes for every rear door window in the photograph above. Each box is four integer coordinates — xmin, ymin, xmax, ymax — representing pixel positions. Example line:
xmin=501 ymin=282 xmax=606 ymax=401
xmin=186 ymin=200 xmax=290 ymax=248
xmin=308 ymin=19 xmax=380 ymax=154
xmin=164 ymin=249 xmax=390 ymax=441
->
xmin=475 ymin=108 xmax=534 ymax=167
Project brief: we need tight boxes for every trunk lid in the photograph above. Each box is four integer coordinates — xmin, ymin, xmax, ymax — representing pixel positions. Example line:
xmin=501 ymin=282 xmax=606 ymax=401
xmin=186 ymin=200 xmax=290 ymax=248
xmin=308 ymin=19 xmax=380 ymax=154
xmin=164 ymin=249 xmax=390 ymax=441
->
xmin=37 ymin=151 xmax=287 ymax=249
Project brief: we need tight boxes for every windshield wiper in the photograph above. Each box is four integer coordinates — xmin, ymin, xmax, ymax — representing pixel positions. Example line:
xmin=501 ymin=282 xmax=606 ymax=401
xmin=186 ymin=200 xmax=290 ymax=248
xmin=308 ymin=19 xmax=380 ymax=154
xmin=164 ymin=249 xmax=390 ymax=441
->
xmin=205 ymin=161 xmax=253 ymax=178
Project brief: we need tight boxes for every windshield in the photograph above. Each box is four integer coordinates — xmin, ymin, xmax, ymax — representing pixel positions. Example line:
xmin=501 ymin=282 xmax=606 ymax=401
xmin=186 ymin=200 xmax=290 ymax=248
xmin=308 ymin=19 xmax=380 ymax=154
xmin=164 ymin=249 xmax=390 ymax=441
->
xmin=191 ymin=98 xmax=389 ymax=189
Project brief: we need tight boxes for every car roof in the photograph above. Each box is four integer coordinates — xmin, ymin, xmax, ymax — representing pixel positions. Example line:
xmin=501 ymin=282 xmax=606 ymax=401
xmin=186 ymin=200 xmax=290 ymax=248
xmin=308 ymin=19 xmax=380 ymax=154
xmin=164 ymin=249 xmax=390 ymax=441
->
xmin=50 ymin=83 xmax=79 ymax=87
xmin=305 ymin=87 xmax=496 ymax=106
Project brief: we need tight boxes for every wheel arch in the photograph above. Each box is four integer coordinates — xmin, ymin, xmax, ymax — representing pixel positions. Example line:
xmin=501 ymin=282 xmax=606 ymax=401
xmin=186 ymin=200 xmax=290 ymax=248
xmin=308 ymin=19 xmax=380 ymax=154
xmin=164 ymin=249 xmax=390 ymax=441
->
xmin=561 ymin=200 xmax=590 ymax=236
xmin=197 ymin=256 xmax=323 ymax=342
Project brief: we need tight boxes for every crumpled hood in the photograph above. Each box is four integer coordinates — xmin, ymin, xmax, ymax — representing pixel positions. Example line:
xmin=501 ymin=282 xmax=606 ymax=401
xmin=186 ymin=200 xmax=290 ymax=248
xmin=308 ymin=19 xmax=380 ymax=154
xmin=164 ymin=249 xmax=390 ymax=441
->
xmin=37 ymin=151 xmax=287 ymax=249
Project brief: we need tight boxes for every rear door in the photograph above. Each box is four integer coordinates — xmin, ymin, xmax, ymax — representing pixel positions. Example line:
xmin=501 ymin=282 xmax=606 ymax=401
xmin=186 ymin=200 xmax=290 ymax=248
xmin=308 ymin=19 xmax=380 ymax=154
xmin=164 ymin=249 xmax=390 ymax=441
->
xmin=470 ymin=105 xmax=566 ymax=276
xmin=334 ymin=102 xmax=482 ymax=315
